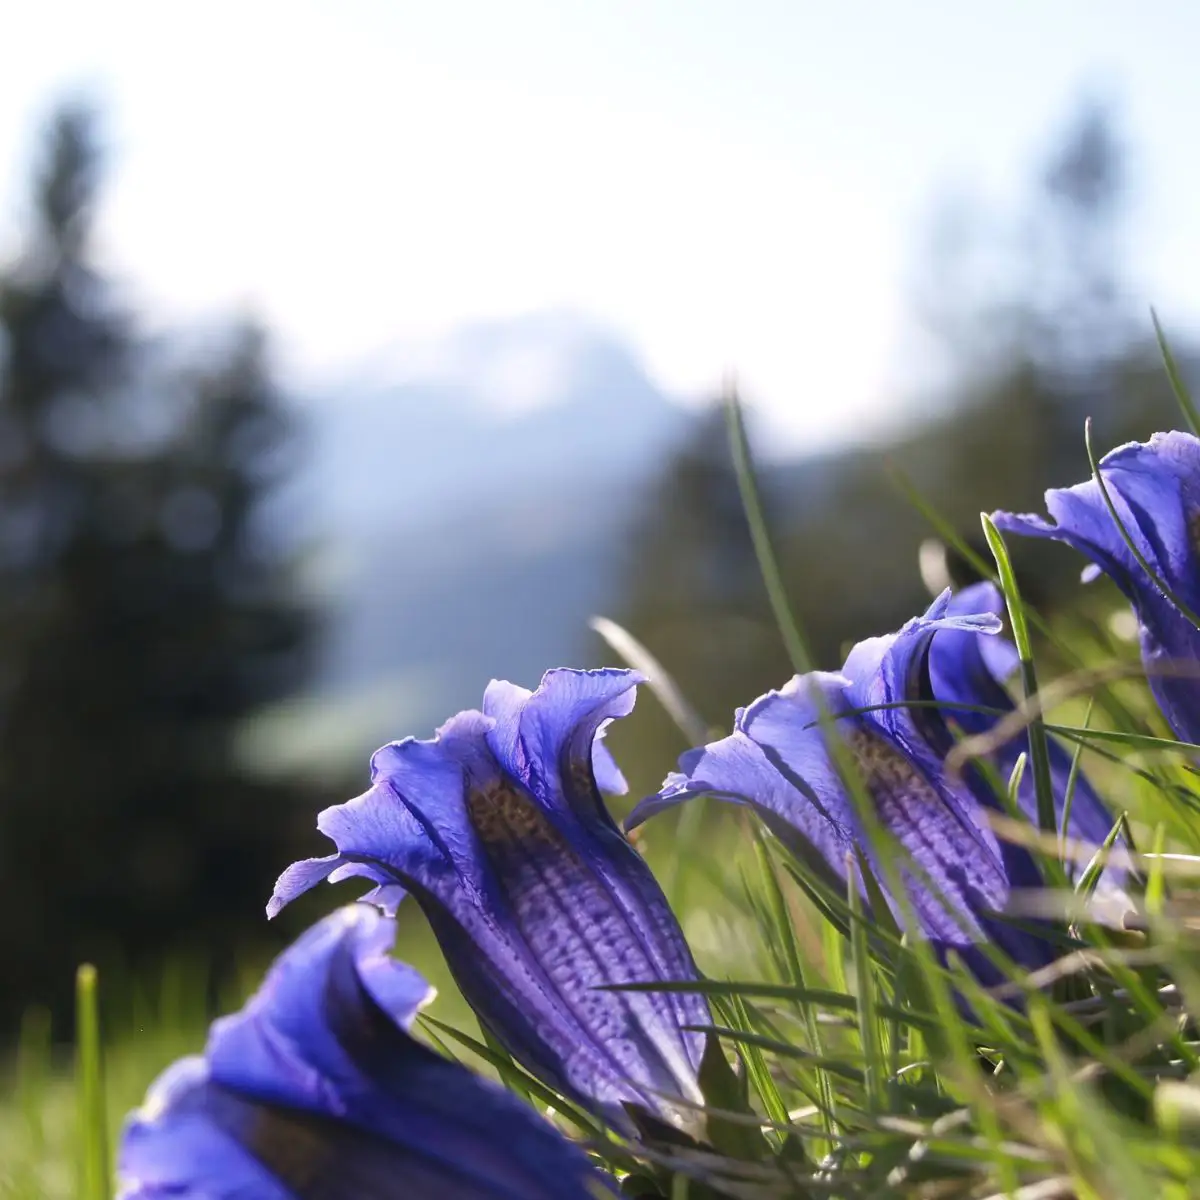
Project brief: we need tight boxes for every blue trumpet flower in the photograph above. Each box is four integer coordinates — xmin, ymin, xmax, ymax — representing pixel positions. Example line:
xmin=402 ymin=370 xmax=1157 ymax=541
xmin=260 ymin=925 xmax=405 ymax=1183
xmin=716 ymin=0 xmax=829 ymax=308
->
xmin=270 ymin=669 xmax=709 ymax=1133
xmin=931 ymin=582 xmax=1119 ymax=878
xmin=628 ymin=593 xmax=1065 ymax=984
xmin=993 ymin=431 xmax=1200 ymax=744
xmin=117 ymin=905 xmax=604 ymax=1199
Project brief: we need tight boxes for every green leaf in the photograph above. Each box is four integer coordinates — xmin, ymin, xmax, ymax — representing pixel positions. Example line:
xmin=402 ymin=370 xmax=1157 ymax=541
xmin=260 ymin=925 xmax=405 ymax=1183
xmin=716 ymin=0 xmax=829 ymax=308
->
xmin=481 ymin=1025 xmax=533 ymax=1106
xmin=853 ymin=846 xmax=901 ymax=944
xmin=714 ymin=993 xmax=792 ymax=1134
xmin=696 ymin=1032 xmax=768 ymax=1161
xmin=605 ymin=978 xmax=940 ymax=1031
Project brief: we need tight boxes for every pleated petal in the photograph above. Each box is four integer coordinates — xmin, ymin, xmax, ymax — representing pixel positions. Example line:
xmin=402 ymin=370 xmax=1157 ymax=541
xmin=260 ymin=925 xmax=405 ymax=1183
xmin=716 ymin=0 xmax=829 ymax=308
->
xmin=270 ymin=669 xmax=708 ymax=1132
xmin=994 ymin=431 xmax=1200 ymax=743
xmin=635 ymin=595 xmax=1063 ymax=978
xmin=118 ymin=907 xmax=605 ymax=1200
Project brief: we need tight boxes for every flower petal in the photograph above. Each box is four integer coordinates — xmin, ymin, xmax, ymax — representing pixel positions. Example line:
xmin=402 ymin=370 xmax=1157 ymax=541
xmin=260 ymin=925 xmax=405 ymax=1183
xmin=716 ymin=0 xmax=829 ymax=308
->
xmin=120 ymin=907 xmax=606 ymax=1200
xmin=994 ymin=432 xmax=1200 ymax=743
xmin=117 ymin=1058 xmax=294 ymax=1200
xmin=839 ymin=590 xmax=1002 ymax=726
xmin=267 ymin=737 xmax=478 ymax=920
xmin=484 ymin=668 xmax=642 ymax=812
xmin=272 ymin=670 xmax=709 ymax=1131
xmin=443 ymin=779 xmax=706 ymax=1117
xmin=206 ymin=905 xmax=432 ymax=1111
xmin=637 ymin=596 xmax=1063 ymax=977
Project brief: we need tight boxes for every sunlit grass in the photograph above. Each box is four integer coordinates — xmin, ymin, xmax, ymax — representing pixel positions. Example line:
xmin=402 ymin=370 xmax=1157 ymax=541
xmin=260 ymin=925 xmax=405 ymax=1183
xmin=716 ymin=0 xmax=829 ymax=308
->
xmin=0 ymin=828 xmax=765 ymax=1198
xmin=8 ymin=385 xmax=1200 ymax=1198
xmin=7 ymin=619 xmax=1200 ymax=1197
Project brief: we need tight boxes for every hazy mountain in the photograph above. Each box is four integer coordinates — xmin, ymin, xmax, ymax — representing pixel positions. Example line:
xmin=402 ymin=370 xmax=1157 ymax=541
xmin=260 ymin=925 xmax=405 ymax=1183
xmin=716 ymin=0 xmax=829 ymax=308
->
xmin=248 ymin=311 xmax=690 ymax=775
xmin=305 ymin=309 xmax=688 ymax=530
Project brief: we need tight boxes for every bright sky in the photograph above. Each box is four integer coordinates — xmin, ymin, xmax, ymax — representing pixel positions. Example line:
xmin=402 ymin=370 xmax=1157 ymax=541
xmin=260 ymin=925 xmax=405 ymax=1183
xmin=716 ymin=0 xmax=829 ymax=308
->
xmin=2 ymin=0 xmax=1199 ymax=450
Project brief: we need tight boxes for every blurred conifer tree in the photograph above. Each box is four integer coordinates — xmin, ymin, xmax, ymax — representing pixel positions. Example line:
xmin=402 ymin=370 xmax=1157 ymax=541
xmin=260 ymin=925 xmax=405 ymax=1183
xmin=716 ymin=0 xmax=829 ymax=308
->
xmin=0 ymin=101 xmax=321 ymax=1032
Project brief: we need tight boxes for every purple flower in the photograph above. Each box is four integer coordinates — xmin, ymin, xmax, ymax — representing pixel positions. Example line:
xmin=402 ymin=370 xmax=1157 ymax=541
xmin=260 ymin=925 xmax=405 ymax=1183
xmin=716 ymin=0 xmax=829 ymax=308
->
xmin=117 ymin=905 xmax=604 ymax=1200
xmin=628 ymin=593 xmax=1062 ymax=985
xmin=269 ymin=669 xmax=709 ymax=1133
xmin=993 ymin=431 xmax=1200 ymax=743
xmin=932 ymin=582 xmax=1120 ymax=880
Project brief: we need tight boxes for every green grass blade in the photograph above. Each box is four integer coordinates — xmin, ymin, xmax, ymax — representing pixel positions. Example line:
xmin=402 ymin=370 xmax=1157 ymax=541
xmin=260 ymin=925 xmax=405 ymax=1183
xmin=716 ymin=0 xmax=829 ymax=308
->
xmin=419 ymin=1015 xmax=603 ymax=1138
xmin=889 ymin=464 xmax=998 ymax=585
xmin=1075 ymin=814 xmax=1129 ymax=902
xmin=75 ymin=963 xmax=110 ymax=1200
xmin=1151 ymin=306 xmax=1200 ymax=437
xmin=724 ymin=386 xmax=812 ymax=675
xmin=1144 ymin=823 xmax=1168 ymax=916
xmin=752 ymin=834 xmax=837 ymax=1143
xmin=589 ymin=614 xmax=709 ymax=747
xmin=820 ymin=907 xmax=849 ymax=995
xmin=1045 ymin=724 xmax=1200 ymax=755
xmin=849 ymin=870 xmax=883 ymax=1113
xmin=718 ymin=993 xmax=792 ymax=1131
xmin=607 ymin=978 xmax=940 ymax=1032
xmin=981 ymin=514 xmax=1057 ymax=842
xmin=1059 ymin=697 xmax=1094 ymax=864
xmin=1029 ymin=1000 xmax=1159 ymax=1199
xmin=481 ymin=1025 xmax=534 ymax=1106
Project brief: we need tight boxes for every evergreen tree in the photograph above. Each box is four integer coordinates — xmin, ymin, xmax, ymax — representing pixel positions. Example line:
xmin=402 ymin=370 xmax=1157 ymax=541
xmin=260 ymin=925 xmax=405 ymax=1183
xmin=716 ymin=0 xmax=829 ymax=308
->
xmin=0 ymin=101 xmax=320 ymax=1031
